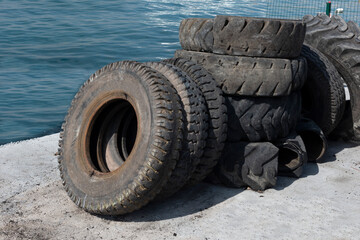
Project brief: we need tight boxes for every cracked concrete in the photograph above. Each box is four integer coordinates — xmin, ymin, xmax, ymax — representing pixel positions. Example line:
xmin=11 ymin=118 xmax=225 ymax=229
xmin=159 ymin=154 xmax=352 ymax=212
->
xmin=0 ymin=134 xmax=360 ymax=239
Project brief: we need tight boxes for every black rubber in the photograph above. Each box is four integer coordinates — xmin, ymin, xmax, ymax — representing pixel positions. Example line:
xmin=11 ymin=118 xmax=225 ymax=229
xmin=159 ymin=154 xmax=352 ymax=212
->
xmin=214 ymin=141 xmax=278 ymax=191
xmin=226 ymin=91 xmax=302 ymax=142
xmin=296 ymin=118 xmax=328 ymax=163
xmin=58 ymin=61 xmax=184 ymax=215
xmin=145 ymin=62 xmax=208 ymax=198
xmin=179 ymin=18 xmax=214 ymax=52
xmin=163 ymin=58 xmax=228 ymax=184
xmin=179 ymin=16 xmax=306 ymax=58
xmin=304 ymin=13 xmax=360 ymax=141
xmin=174 ymin=50 xmax=307 ymax=97
xmin=274 ymin=133 xmax=308 ymax=178
xmin=301 ymin=44 xmax=346 ymax=136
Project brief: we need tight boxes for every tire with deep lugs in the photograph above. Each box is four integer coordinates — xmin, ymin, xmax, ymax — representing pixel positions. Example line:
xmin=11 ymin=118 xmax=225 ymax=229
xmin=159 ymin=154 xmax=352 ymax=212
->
xmin=163 ymin=58 xmax=228 ymax=184
xmin=175 ymin=50 xmax=307 ymax=97
xmin=179 ymin=16 xmax=306 ymax=58
xmin=303 ymin=13 xmax=360 ymax=140
xmin=226 ymin=91 xmax=302 ymax=142
xmin=301 ymin=44 xmax=346 ymax=135
xmin=58 ymin=61 xmax=184 ymax=215
xmin=215 ymin=141 xmax=278 ymax=191
xmin=145 ymin=62 xmax=208 ymax=199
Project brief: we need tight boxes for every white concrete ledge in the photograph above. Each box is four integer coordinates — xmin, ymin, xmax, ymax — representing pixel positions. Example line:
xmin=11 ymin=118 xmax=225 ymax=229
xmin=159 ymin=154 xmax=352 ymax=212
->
xmin=0 ymin=134 xmax=360 ymax=239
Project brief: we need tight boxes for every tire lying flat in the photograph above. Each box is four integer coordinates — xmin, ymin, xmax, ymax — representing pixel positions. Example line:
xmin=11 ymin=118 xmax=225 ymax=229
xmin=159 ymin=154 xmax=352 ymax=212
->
xmin=226 ymin=91 xmax=302 ymax=142
xmin=304 ymin=13 xmax=360 ymax=140
xmin=163 ymin=58 xmax=228 ymax=184
xmin=58 ymin=61 xmax=184 ymax=215
xmin=145 ymin=62 xmax=208 ymax=199
xmin=175 ymin=50 xmax=307 ymax=97
xmin=300 ymin=44 xmax=346 ymax=136
xmin=179 ymin=16 xmax=306 ymax=58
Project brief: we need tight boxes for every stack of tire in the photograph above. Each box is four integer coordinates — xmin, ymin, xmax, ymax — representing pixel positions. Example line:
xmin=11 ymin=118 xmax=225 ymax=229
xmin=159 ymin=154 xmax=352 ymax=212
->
xmin=58 ymin=14 xmax=358 ymax=216
xmin=58 ymin=55 xmax=227 ymax=214
xmin=176 ymin=15 xmax=313 ymax=191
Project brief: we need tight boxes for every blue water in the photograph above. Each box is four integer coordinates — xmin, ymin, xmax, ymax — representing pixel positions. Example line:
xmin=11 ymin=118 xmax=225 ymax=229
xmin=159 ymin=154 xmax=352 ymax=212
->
xmin=0 ymin=0 xmax=271 ymax=145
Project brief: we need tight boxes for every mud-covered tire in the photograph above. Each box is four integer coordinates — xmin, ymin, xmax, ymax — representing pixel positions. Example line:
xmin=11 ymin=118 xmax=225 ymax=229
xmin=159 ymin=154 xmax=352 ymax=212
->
xmin=145 ymin=62 xmax=208 ymax=198
xmin=226 ymin=91 xmax=302 ymax=142
xmin=179 ymin=16 xmax=306 ymax=58
xmin=274 ymin=133 xmax=308 ymax=178
xmin=163 ymin=58 xmax=228 ymax=184
xmin=175 ymin=50 xmax=307 ymax=97
xmin=215 ymin=141 xmax=278 ymax=191
xmin=304 ymin=13 xmax=360 ymax=140
xmin=301 ymin=44 xmax=346 ymax=135
xmin=58 ymin=61 xmax=184 ymax=215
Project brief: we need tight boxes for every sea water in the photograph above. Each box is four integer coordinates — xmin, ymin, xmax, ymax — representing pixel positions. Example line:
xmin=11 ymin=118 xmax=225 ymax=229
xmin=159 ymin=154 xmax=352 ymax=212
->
xmin=0 ymin=0 xmax=356 ymax=145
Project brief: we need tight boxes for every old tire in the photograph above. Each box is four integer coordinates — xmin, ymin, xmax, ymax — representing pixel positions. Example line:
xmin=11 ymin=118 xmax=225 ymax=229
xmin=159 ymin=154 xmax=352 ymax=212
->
xmin=274 ymin=133 xmax=308 ymax=178
xmin=301 ymin=44 xmax=346 ymax=135
xmin=296 ymin=118 xmax=328 ymax=162
xmin=145 ymin=62 xmax=208 ymax=198
xmin=163 ymin=58 xmax=228 ymax=184
xmin=58 ymin=61 xmax=184 ymax=215
xmin=179 ymin=16 xmax=306 ymax=58
xmin=226 ymin=91 xmax=302 ymax=142
xmin=215 ymin=141 xmax=278 ymax=191
xmin=175 ymin=50 xmax=307 ymax=97
xmin=304 ymin=13 xmax=360 ymax=140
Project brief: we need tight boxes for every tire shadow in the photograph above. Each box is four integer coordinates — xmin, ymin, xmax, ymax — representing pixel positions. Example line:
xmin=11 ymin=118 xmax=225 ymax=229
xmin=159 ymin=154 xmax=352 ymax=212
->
xmin=102 ymin=182 xmax=244 ymax=222
xmin=274 ymin=140 xmax=357 ymax=190
xmin=100 ymin=140 xmax=358 ymax=221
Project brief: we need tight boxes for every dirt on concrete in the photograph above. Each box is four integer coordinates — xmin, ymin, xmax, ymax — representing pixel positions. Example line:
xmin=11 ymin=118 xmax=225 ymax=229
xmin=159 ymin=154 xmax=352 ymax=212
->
xmin=1 ymin=134 xmax=360 ymax=239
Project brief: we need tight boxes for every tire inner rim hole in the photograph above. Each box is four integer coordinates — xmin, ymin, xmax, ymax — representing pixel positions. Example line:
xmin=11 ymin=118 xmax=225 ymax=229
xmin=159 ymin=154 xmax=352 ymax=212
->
xmin=278 ymin=148 xmax=300 ymax=171
xmin=88 ymin=99 xmax=138 ymax=173
xmin=301 ymin=131 xmax=324 ymax=161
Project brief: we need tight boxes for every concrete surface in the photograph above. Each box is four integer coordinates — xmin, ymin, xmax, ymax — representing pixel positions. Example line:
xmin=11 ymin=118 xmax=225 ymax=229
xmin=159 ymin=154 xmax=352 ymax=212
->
xmin=0 ymin=134 xmax=360 ymax=239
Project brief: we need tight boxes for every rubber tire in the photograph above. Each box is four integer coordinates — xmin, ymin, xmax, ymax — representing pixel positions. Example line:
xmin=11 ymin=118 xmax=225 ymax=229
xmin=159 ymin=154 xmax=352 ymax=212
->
xmin=145 ymin=62 xmax=208 ymax=199
xmin=179 ymin=16 xmax=306 ymax=58
xmin=274 ymin=133 xmax=308 ymax=178
xmin=163 ymin=58 xmax=228 ymax=184
xmin=174 ymin=50 xmax=307 ymax=97
xmin=303 ymin=13 xmax=360 ymax=141
xmin=296 ymin=118 xmax=328 ymax=163
xmin=301 ymin=44 xmax=346 ymax=135
xmin=226 ymin=91 xmax=302 ymax=142
xmin=214 ymin=141 xmax=278 ymax=191
xmin=58 ymin=61 xmax=184 ymax=215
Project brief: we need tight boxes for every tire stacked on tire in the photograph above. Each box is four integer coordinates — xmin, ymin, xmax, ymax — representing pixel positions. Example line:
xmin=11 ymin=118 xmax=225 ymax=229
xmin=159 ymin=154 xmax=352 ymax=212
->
xmin=176 ymin=15 xmax=309 ymax=191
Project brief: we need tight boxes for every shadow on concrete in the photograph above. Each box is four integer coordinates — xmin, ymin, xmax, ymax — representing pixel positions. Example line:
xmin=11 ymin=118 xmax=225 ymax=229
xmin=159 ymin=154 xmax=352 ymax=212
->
xmin=103 ymin=182 xmax=244 ymax=222
xmin=275 ymin=140 xmax=357 ymax=190
xmin=101 ymin=140 xmax=358 ymax=222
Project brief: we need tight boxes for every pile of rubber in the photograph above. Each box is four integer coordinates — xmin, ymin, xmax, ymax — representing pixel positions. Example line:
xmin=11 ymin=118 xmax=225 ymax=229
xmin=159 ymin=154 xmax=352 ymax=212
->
xmin=58 ymin=14 xmax=359 ymax=216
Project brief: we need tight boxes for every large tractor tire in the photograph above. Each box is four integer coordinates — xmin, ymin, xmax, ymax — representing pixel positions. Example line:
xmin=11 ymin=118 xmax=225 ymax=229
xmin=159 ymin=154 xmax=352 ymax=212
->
xmin=304 ymin=13 xmax=360 ymax=141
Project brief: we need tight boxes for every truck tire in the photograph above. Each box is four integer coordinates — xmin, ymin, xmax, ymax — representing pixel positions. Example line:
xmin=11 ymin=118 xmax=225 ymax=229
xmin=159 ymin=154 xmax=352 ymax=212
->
xmin=174 ymin=50 xmax=307 ymax=97
xmin=301 ymin=44 xmax=346 ymax=135
xmin=179 ymin=16 xmax=306 ymax=58
xmin=163 ymin=58 xmax=228 ymax=184
xmin=58 ymin=61 xmax=184 ymax=215
xmin=145 ymin=62 xmax=208 ymax=198
xmin=304 ymin=13 xmax=360 ymax=141
xmin=226 ymin=91 xmax=301 ymax=142
xmin=215 ymin=141 xmax=278 ymax=191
